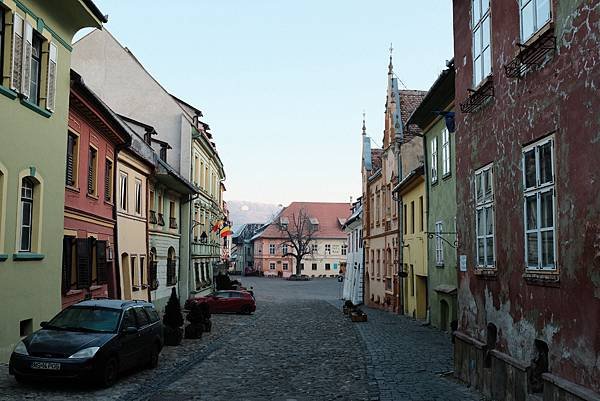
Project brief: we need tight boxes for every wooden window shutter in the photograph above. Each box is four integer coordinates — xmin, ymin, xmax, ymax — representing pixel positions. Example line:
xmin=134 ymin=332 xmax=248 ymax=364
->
xmin=66 ymin=134 xmax=74 ymax=186
xmin=46 ymin=43 xmax=57 ymax=111
xmin=10 ymin=13 xmax=24 ymax=91
xmin=76 ymin=238 xmax=91 ymax=289
xmin=20 ymin=20 xmax=33 ymax=98
xmin=104 ymin=160 xmax=112 ymax=201
xmin=96 ymin=241 xmax=107 ymax=284
xmin=62 ymin=237 xmax=73 ymax=294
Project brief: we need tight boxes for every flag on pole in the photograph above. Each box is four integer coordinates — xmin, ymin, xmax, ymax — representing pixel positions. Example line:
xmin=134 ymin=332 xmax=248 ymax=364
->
xmin=220 ymin=223 xmax=233 ymax=238
xmin=211 ymin=220 xmax=223 ymax=233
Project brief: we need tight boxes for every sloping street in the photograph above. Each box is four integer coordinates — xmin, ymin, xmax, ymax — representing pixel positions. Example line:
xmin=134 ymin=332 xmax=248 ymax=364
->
xmin=0 ymin=278 xmax=483 ymax=401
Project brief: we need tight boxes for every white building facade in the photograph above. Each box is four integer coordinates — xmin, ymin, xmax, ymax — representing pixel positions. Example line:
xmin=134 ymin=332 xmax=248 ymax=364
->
xmin=343 ymin=199 xmax=364 ymax=305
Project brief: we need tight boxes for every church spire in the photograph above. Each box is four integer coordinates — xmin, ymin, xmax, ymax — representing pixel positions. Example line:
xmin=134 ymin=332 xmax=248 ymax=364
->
xmin=388 ymin=43 xmax=394 ymax=75
xmin=362 ymin=111 xmax=366 ymax=136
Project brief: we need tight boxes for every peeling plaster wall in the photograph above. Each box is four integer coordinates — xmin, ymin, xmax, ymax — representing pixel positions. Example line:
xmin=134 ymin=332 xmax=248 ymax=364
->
xmin=453 ymin=0 xmax=600 ymax=393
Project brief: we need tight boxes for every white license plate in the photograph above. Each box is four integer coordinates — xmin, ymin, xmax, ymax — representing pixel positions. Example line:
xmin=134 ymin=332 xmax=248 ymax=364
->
xmin=31 ymin=362 xmax=61 ymax=370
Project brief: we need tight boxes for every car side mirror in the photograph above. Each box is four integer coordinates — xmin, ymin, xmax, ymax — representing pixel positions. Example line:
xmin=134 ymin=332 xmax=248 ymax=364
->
xmin=40 ymin=321 xmax=49 ymax=328
xmin=122 ymin=326 xmax=138 ymax=335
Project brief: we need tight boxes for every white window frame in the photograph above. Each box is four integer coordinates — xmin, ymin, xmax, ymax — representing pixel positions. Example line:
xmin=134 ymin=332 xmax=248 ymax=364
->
xmin=435 ymin=221 xmax=444 ymax=266
xmin=441 ymin=128 xmax=450 ymax=176
xmin=19 ymin=178 xmax=34 ymax=252
xmin=471 ymin=0 xmax=492 ymax=87
xmin=269 ymin=244 xmax=275 ymax=255
xmin=519 ymin=0 xmax=551 ymax=43
xmin=325 ymin=244 xmax=331 ymax=255
xmin=522 ymin=136 xmax=556 ymax=271
xmin=475 ymin=164 xmax=495 ymax=268
xmin=134 ymin=179 xmax=142 ymax=215
xmin=282 ymin=262 xmax=288 ymax=271
xmin=341 ymin=244 xmax=347 ymax=256
xmin=311 ymin=244 xmax=318 ymax=253
xmin=119 ymin=172 xmax=128 ymax=211
xmin=282 ymin=244 xmax=288 ymax=255
xmin=269 ymin=262 xmax=276 ymax=271
xmin=430 ymin=137 xmax=438 ymax=183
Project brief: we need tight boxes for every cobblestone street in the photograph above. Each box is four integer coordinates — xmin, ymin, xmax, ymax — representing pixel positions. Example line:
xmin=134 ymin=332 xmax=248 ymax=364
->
xmin=0 ymin=278 xmax=483 ymax=400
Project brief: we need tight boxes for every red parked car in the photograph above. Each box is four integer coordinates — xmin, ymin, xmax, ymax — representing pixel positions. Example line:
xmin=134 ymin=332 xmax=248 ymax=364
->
xmin=185 ymin=291 xmax=256 ymax=314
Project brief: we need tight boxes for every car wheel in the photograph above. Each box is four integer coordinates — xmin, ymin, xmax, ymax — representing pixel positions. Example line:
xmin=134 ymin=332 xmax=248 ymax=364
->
xmin=241 ymin=305 xmax=252 ymax=315
xmin=148 ymin=344 xmax=160 ymax=369
xmin=98 ymin=357 xmax=118 ymax=388
xmin=14 ymin=374 xmax=28 ymax=384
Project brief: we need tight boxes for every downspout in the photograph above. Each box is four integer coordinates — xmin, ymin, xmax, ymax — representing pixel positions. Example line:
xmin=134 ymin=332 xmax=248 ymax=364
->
xmin=396 ymin=140 xmax=404 ymax=315
xmin=422 ymin=131 xmax=430 ymax=324
xmin=113 ymin=142 xmax=128 ymax=300
xmin=145 ymin=175 xmax=152 ymax=302
xmin=185 ymin=193 xmax=199 ymax=302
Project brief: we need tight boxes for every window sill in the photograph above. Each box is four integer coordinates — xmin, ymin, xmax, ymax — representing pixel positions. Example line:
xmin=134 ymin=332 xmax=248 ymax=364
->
xmin=13 ymin=252 xmax=45 ymax=261
xmin=473 ymin=267 xmax=497 ymax=280
xmin=521 ymin=21 xmax=554 ymax=49
xmin=0 ymin=254 xmax=8 ymax=262
xmin=0 ymin=86 xmax=18 ymax=100
xmin=89 ymin=285 xmax=104 ymax=291
xmin=435 ymin=263 xmax=445 ymax=268
xmin=86 ymin=193 xmax=99 ymax=200
xmin=65 ymin=185 xmax=80 ymax=193
xmin=431 ymin=179 xmax=438 ymax=186
xmin=20 ymin=98 xmax=52 ymax=118
xmin=65 ymin=289 xmax=84 ymax=296
xmin=523 ymin=271 xmax=559 ymax=287
xmin=442 ymin=172 xmax=452 ymax=180
xmin=104 ymin=200 xmax=114 ymax=207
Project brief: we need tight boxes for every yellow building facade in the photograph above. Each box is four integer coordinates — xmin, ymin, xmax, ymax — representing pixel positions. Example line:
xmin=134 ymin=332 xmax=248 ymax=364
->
xmin=395 ymin=167 xmax=427 ymax=319
xmin=116 ymin=149 xmax=152 ymax=301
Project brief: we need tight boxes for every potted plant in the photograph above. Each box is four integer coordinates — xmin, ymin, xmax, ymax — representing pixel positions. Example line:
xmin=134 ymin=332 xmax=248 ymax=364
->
xmin=184 ymin=302 xmax=211 ymax=339
xmin=343 ymin=300 xmax=355 ymax=315
xmin=350 ymin=308 xmax=368 ymax=322
xmin=163 ymin=288 xmax=184 ymax=345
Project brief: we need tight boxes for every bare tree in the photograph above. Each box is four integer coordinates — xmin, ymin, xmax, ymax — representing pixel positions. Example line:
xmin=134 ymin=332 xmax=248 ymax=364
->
xmin=276 ymin=208 xmax=317 ymax=276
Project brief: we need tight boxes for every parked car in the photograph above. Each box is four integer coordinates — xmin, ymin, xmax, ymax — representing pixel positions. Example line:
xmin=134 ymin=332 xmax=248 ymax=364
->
xmin=9 ymin=299 xmax=163 ymax=387
xmin=185 ymin=290 xmax=256 ymax=314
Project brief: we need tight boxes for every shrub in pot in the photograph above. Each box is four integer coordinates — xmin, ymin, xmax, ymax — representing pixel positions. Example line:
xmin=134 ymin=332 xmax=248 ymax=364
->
xmin=343 ymin=300 xmax=355 ymax=315
xmin=184 ymin=302 xmax=210 ymax=339
xmin=163 ymin=288 xmax=184 ymax=345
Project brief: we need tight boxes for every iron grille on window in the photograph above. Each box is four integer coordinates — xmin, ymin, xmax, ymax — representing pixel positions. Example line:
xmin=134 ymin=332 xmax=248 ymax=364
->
xmin=149 ymin=210 xmax=157 ymax=224
xmin=169 ymin=217 xmax=178 ymax=229
xmin=166 ymin=259 xmax=177 ymax=286
xmin=157 ymin=213 xmax=165 ymax=226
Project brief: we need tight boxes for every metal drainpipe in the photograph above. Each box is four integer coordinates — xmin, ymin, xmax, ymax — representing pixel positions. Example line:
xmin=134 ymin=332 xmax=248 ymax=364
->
xmin=422 ymin=130 xmax=431 ymax=323
xmin=185 ymin=193 xmax=199 ymax=302
xmin=396 ymin=139 xmax=404 ymax=315
xmin=112 ymin=142 xmax=128 ymax=300
xmin=145 ymin=179 xmax=151 ymax=302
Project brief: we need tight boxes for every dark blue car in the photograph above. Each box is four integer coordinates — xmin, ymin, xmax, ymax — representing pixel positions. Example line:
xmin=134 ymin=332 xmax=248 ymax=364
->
xmin=9 ymin=299 xmax=163 ymax=387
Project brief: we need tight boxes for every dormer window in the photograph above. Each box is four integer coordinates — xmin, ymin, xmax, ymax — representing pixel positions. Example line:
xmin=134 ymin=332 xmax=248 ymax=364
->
xmin=309 ymin=217 xmax=319 ymax=231
xmin=160 ymin=146 xmax=167 ymax=162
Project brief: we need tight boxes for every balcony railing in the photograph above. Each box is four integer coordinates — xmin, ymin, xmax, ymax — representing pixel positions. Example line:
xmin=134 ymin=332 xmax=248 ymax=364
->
xmin=191 ymin=241 xmax=221 ymax=257
xmin=149 ymin=210 xmax=157 ymax=224
xmin=157 ymin=213 xmax=165 ymax=226
xmin=169 ymin=217 xmax=178 ymax=229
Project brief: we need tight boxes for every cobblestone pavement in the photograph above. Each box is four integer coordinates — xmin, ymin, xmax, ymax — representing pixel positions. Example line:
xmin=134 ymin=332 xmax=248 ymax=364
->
xmin=0 ymin=277 xmax=484 ymax=400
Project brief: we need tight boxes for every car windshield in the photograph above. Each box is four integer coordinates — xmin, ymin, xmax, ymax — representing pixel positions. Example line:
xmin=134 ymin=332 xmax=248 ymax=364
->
xmin=48 ymin=307 xmax=121 ymax=333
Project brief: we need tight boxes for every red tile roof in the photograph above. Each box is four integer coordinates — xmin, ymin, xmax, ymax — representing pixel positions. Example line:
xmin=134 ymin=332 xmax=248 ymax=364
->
xmin=254 ymin=202 xmax=351 ymax=240
xmin=371 ymin=149 xmax=383 ymax=171
xmin=399 ymin=90 xmax=427 ymax=141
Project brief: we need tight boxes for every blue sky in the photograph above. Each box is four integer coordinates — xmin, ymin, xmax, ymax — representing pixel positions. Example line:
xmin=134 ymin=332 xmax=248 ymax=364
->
xmin=88 ymin=0 xmax=453 ymax=205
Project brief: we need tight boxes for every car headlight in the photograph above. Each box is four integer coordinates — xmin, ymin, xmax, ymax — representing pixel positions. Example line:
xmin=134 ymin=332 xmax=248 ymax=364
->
xmin=68 ymin=347 xmax=100 ymax=359
xmin=13 ymin=341 xmax=28 ymax=356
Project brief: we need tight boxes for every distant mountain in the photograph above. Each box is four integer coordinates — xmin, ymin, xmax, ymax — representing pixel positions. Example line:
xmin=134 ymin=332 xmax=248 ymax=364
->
xmin=226 ymin=200 xmax=283 ymax=232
